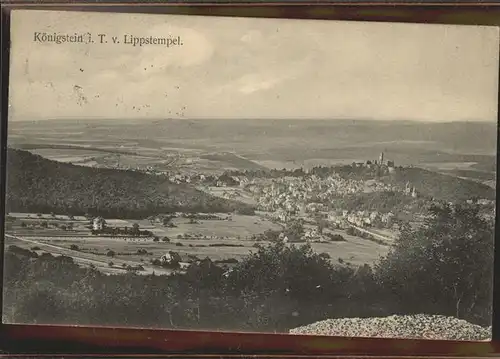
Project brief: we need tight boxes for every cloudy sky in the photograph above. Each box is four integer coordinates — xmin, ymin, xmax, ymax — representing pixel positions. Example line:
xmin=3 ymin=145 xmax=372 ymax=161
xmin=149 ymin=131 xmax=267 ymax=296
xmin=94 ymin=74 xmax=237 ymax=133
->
xmin=8 ymin=10 xmax=500 ymax=122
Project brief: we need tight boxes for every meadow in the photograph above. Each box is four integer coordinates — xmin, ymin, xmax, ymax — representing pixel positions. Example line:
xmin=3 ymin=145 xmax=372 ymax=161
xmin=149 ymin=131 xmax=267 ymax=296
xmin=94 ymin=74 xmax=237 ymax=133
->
xmin=5 ymin=212 xmax=390 ymax=270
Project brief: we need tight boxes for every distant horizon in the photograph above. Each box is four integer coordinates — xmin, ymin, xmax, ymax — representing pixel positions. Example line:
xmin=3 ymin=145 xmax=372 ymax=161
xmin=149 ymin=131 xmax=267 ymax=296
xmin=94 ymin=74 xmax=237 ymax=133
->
xmin=8 ymin=117 xmax=499 ymax=125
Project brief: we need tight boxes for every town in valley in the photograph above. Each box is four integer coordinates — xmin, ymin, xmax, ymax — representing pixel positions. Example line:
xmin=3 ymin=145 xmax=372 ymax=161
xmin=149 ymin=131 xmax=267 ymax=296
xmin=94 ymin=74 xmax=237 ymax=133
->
xmin=4 ymin=119 xmax=496 ymax=277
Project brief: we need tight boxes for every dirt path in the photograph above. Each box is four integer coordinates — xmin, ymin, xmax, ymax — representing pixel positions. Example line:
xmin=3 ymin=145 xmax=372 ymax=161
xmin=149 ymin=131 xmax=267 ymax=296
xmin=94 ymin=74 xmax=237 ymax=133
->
xmin=5 ymin=234 xmax=173 ymax=276
xmin=347 ymin=224 xmax=396 ymax=245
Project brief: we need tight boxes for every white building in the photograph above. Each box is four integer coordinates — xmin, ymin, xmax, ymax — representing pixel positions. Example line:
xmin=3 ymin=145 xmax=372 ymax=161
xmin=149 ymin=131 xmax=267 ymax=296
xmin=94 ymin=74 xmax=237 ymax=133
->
xmin=92 ymin=217 xmax=106 ymax=231
xmin=160 ymin=251 xmax=182 ymax=265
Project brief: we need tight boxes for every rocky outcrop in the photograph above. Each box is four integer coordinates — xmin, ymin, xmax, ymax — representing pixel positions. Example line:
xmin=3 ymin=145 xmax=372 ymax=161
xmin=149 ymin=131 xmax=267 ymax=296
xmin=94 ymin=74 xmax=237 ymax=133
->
xmin=290 ymin=314 xmax=491 ymax=341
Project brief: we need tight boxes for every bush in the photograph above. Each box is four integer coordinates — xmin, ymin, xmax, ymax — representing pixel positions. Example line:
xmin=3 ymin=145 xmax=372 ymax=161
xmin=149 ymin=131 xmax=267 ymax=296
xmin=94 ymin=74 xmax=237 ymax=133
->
xmin=106 ymin=250 xmax=116 ymax=257
xmin=39 ymin=252 xmax=53 ymax=260
xmin=215 ymin=258 xmax=239 ymax=264
xmin=235 ymin=207 xmax=255 ymax=215
xmin=69 ymin=244 xmax=79 ymax=251
xmin=8 ymin=245 xmax=38 ymax=258
xmin=327 ymin=233 xmax=346 ymax=242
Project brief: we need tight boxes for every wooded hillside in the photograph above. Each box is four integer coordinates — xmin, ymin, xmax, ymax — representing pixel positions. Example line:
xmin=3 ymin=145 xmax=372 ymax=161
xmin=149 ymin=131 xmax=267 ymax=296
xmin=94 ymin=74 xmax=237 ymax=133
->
xmin=6 ymin=149 xmax=254 ymax=218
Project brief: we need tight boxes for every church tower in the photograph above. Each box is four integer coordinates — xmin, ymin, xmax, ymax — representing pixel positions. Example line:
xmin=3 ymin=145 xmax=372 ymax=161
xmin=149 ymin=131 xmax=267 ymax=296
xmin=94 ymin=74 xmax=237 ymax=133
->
xmin=379 ymin=152 xmax=384 ymax=165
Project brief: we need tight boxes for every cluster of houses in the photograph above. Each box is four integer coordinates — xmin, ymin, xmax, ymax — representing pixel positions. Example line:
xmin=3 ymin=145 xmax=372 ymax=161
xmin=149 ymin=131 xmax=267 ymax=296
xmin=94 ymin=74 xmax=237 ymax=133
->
xmin=466 ymin=198 xmax=495 ymax=206
xmin=277 ymin=230 xmax=328 ymax=244
xmin=166 ymin=172 xmax=251 ymax=187
xmin=404 ymin=181 xmax=419 ymax=198
xmin=339 ymin=210 xmax=396 ymax=228
xmin=252 ymin=174 xmax=397 ymax=214
xmin=265 ymin=205 xmax=396 ymax=233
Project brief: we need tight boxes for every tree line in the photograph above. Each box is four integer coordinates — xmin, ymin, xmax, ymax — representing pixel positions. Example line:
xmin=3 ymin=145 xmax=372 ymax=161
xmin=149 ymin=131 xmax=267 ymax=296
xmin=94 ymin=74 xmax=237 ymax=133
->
xmin=3 ymin=203 xmax=493 ymax=331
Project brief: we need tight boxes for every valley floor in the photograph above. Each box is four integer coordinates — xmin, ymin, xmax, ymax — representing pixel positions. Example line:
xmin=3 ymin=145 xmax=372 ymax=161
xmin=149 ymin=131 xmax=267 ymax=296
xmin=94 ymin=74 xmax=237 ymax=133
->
xmin=5 ymin=211 xmax=392 ymax=275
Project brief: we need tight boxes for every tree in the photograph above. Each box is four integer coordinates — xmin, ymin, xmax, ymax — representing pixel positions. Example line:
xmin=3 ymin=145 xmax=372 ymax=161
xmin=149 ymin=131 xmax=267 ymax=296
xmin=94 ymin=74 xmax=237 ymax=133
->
xmin=228 ymin=241 xmax=333 ymax=301
xmin=162 ymin=216 xmax=174 ymax=227
xmin=223 ymin=241 xmax=346 ymax=331
xmin=375 ymin=203 xmax=494 ymax=325
xmin=316 ymin=219 xmax=328 ymax=235
xmin=284 ymin=220 xmax=304 ymax=242
xmin=106 ymin=250 xmax=116 ymax=257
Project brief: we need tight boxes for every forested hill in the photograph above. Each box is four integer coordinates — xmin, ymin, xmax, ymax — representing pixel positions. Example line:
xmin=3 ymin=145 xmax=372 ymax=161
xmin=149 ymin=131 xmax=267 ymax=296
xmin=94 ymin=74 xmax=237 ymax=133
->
xmin=5 ymin=148 xmax=254 ymax=218
xmin=386 ymin=167 xmax=496 ymax=203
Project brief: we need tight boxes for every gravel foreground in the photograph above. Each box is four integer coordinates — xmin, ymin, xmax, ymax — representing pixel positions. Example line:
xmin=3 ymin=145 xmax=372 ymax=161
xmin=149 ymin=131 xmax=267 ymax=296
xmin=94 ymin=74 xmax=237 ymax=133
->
xmin=290 ymin=314 xmax=492 ymax=341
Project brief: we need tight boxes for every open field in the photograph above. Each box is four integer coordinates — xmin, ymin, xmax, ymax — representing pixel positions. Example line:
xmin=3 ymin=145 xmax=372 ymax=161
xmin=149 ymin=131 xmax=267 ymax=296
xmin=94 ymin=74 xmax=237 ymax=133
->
xmin=6 ymin=231 xmax=390 ymax=267
xmin=105 ymin=213 xmax=282 ymax=239
xmin=5 ymin=212 xmax=391 ymax=268
xmin=421 ymin=162 xmax=480 ymax=170
xmin=4 ymin=234 xmax=174 ymax=276
xmin=420 ymin=161 xmax=496 ymax=186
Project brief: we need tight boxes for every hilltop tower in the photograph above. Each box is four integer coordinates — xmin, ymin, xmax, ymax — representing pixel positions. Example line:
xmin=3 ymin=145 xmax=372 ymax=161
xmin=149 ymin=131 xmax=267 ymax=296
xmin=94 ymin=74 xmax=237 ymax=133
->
xmin=379 ymin=152 xmax=384 ymax=165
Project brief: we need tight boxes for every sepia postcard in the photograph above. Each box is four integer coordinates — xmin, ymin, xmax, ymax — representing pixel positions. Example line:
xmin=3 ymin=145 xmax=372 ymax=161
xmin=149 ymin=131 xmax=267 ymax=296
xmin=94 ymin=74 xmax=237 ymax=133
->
xmin=3 ymin=9 xmax=499 ymax=341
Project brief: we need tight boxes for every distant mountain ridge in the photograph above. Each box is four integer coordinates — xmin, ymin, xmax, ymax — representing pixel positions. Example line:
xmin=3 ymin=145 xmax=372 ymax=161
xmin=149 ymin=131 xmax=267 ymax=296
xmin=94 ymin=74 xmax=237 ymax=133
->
xmin=5 ymin=148 xmax=253 ymax=218
xmin=9 ymin=118 xmax=497 ymax=156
